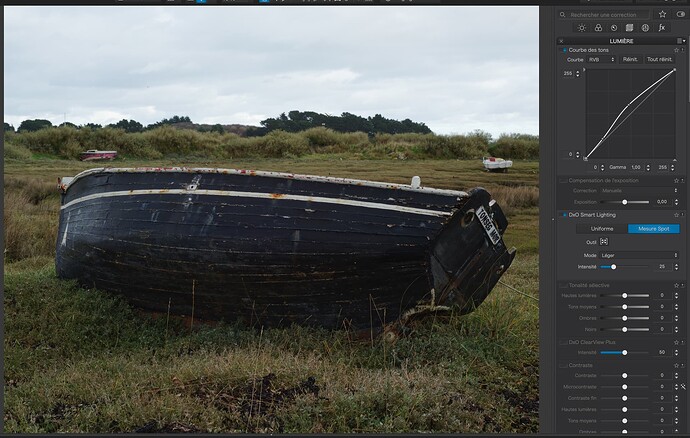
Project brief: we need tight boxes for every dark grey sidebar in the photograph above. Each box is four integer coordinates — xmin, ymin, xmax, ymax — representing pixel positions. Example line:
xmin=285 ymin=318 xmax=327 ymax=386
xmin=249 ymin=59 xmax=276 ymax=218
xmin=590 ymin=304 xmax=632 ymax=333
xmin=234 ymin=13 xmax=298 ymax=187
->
xmin=540 ymin=4 xmax=557 ymax=434
xmin=546 ymin=1 xmax=689 ymax=434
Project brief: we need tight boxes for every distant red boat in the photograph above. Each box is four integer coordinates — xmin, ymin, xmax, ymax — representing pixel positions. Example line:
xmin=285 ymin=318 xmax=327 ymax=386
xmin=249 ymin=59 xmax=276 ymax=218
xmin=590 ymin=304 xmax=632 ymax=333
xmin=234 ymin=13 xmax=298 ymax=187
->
xmin=80 ymin=150 xmax=117 ymax=161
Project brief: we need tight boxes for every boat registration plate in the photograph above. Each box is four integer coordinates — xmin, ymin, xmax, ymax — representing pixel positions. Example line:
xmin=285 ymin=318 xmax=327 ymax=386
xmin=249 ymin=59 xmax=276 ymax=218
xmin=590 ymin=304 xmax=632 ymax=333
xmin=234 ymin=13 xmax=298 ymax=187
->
xmin=475 ymin=206 xmax=501 ymax=246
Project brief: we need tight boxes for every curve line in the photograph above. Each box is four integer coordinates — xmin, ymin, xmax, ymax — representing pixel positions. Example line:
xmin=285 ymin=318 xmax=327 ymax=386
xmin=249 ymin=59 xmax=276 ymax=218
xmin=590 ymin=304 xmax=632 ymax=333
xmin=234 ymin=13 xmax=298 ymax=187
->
xmin=586 ymin=68 xmax=676 ymax=159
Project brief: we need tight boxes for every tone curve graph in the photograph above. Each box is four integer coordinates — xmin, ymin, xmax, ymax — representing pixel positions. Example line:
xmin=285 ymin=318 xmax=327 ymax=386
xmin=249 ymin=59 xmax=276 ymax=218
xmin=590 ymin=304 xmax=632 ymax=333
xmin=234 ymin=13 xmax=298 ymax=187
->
xmin=585 ymin=68 xmax=676 ymax=160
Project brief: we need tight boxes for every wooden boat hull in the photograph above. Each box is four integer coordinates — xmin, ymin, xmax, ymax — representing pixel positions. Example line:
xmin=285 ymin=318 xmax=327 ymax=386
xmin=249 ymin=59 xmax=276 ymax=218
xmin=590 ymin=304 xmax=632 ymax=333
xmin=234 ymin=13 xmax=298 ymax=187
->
xmin=56 ymin=168 xmax=516 ymax=329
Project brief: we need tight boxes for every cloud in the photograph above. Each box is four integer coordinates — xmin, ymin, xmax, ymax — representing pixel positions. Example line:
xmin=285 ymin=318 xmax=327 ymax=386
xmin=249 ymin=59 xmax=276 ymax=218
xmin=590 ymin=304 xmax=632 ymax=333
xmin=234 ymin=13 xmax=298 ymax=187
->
xmin=3 ymin=6 xmax=538 ymax=136
xmin=274 ymin=69 xmax=361 ymax=85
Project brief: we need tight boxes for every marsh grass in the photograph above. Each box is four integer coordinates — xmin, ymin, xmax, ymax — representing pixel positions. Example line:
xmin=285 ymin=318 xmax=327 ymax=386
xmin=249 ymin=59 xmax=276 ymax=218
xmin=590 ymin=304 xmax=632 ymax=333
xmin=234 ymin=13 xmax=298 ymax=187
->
xmin=4 ymin=262 xmax=539 ymax=433
xmin=3 ymin=159 xmax=539 ymax=433
xmin=490 ymin=185 xmax=540 ymax=216
xmin=7 ymin=126 xmax=539 ymax=161
xmin=3 ymin=176 xmax=60 ymax=261
xmin=3 ymin=141 xmax=33 ymax=160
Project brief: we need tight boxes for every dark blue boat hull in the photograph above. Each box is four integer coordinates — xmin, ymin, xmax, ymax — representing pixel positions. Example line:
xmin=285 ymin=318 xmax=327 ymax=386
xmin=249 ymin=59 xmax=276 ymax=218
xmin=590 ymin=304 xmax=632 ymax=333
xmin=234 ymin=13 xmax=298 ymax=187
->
xmin=56 ymin=168 xmax=515 ymax=329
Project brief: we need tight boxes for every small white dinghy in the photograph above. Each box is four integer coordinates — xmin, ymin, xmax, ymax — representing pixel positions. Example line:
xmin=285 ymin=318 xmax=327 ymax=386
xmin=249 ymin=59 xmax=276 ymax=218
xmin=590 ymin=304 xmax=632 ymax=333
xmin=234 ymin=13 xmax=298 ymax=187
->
xmin=482 ymin=156 xmax=513 ymax=173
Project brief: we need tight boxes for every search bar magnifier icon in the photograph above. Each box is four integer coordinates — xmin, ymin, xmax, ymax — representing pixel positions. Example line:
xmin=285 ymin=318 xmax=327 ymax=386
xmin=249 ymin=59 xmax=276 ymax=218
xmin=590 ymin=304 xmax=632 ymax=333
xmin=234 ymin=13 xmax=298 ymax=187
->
xmin=560 ymin=11 xmax=566 ymax=18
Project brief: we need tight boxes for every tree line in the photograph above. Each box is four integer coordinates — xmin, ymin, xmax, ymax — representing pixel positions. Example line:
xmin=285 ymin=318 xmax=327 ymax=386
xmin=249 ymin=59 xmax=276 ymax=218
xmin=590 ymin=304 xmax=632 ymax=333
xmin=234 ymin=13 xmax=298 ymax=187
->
xmin=4 ymin=111 xmax=432 ymax=136
xmin=5 ymin=115 xmax=195 ymax=135
xmin=5 ymin=112 xmax=538 ymax=160
xmin=246 ymin=111 xmax=431 ymax=136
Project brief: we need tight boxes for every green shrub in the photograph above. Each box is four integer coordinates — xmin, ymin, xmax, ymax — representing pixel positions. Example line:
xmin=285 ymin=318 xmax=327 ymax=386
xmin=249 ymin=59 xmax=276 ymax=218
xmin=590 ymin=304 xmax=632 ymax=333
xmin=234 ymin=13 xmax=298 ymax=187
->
xmin=219 ymin=134 xmax=254 ymax=159
xmin=300 ymin=128 xmax=370 ymax=154
xmin=78 ymin=127 xmax=133 ymax=154
xmin=141 ymin=126 xmax=221 ymax=157
xmin=5 ymin=125 xmax=538 ymax=161
xmin=419 ymin=134 xmax=489 ymax=159
xmin=302 ymin=127 xmax=341 ymax=148
xmin=251 ymin=130 xmax=309 ymax=158
xmin=488 ymin=134 xmax=539 ymax=159
xmin=60 ymin=138 xmax=83 ymax=159
xmin=11 ymin=126 xmax=75 ymax=155
xmin=3 ymin=142 xmax=32 ymax=160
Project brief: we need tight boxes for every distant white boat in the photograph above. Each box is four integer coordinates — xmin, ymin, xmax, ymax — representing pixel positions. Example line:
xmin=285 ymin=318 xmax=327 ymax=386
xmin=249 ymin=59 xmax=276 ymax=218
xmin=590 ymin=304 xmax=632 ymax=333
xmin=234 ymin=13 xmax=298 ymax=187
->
xmin=483 ymin=156 xmax=513 ymax=172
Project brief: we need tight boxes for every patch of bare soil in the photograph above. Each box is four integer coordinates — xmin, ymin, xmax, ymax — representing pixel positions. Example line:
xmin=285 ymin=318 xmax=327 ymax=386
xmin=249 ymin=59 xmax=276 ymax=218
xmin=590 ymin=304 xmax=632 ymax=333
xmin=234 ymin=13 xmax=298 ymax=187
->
xmin=134 ymin=373 xmax=321 ymax=433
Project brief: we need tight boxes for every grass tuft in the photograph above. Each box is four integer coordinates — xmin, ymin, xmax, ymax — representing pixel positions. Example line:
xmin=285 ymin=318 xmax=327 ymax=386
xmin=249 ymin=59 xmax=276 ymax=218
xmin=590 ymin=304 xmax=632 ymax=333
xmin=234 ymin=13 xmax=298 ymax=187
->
xmin=3 ymin=177 xmax=60 ymax=261
xmin=4 ymin=141 xmax=33 ymax=160
xmin=490 ymin=185 xmax=539 ymax=215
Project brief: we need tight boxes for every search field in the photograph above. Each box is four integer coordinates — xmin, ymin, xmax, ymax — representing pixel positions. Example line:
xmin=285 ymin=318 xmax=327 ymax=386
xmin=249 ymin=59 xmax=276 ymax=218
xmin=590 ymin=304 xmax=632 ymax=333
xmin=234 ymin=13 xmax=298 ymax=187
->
xmin=558 ymin=9 xmax=651 ymax=20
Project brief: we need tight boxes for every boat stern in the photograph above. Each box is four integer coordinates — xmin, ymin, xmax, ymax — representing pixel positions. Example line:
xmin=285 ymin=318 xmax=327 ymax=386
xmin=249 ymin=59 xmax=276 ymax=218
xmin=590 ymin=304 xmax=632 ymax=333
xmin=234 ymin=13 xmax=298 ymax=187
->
xmin=428 ymin=187 xmax=517 ymax=314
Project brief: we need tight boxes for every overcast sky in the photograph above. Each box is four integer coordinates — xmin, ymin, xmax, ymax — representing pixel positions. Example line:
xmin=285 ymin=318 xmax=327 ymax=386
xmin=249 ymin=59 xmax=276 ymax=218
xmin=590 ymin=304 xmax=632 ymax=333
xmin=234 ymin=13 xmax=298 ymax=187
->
xmin=4 ymin=6 xmax=538 ymax=136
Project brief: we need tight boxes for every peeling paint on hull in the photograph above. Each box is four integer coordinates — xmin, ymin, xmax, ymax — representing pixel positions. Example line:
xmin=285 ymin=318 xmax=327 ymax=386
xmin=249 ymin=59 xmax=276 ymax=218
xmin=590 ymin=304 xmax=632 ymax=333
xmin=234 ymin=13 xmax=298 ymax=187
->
xmin=55 ymin=168 xmax=516 ymax=329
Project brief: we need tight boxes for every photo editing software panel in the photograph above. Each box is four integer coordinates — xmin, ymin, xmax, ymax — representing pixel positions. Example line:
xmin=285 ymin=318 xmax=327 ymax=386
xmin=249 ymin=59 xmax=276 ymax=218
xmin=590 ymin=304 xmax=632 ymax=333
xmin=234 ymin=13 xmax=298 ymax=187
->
xmin=552 ymin=1 xmax=690 ymax=434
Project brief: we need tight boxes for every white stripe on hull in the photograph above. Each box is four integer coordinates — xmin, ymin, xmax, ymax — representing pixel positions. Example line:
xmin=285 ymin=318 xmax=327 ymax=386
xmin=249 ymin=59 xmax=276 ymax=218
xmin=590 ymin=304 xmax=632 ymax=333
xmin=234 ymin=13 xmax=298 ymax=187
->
xmin=62 ymin=167 xmax=468 ymax=197
xmin=61 ymin=189 xmax=454 ymax=217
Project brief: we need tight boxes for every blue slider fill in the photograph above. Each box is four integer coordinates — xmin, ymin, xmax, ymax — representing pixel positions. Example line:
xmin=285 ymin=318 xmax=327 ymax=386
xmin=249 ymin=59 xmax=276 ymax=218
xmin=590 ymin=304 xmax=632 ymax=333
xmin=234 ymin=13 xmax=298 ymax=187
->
xmin=600 ymin=350 xmax=623 ymax=355
xmin=627 ymin=224 xmax=680 ymax=234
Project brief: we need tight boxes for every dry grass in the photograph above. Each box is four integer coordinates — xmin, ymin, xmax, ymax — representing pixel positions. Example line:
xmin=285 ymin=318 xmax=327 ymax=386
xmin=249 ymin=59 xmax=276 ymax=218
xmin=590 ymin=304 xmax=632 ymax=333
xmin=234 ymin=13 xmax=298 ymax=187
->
xmin=489 ymin=185 xmax=539 ymax=215
xmin=4 ymin=261 xmax=539 ymax=433
xmin=3 ymin=176 xmax=60 ymax=262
